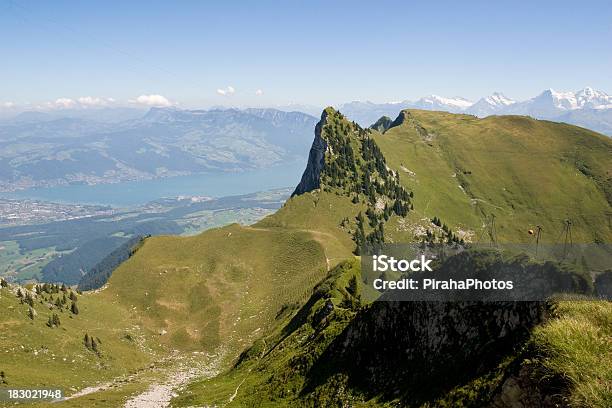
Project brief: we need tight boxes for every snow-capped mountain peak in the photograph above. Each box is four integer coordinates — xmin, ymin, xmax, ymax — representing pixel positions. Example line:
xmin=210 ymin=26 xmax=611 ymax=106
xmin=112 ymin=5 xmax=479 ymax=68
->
xmin=539 ymin=88 xmax=579 ymax=110
xmin=528 ymin=87 xmax=612 ymax=112
xmin=574 ymin=87 xmax=612 ymax=109
xmin=466 ymin=92 xmax=516 ymax=116
xmin=337 ymin=87 xmax=612 ymax=135
xmin=483 ymin=92 xmax=515 ymax=106
xmin=414 ymin=95 xmax=473 ymax=112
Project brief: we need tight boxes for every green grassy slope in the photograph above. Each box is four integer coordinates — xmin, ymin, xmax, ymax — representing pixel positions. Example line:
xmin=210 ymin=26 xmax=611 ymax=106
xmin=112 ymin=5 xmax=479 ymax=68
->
xmin=0 ymin=224 xmax=329 ymax=405
xmin=173 ymin=259 xmax=364 ymax=408
xmin=0 ymin=283 xmax=159 ymax=394
xmin=526 ymin=300 xmax=612 ymax=408
xmin=374 ymin=110 xmax=612 ymax=244
xmin=106 ymin=223 xmax=328 ymax=352
xmin=257 ymin=192 xmax=359 ymax=263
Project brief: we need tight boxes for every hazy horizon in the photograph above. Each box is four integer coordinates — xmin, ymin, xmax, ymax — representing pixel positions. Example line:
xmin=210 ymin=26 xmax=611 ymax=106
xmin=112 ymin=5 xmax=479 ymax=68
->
xmin=2 ymin=0 xmax=611 ymax=111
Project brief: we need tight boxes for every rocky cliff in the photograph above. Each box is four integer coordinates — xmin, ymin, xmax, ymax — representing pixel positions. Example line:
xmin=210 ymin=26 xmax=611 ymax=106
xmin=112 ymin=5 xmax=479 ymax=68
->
xmin=292 ymin=109 xmax=330 ymax=196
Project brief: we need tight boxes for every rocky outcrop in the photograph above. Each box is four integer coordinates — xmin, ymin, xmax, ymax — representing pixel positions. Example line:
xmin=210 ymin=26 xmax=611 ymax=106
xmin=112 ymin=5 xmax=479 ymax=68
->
xmin=308 ymin=300 xmax=546 ymax=402
xmin=389 ymin=109 xmax=409 ymax=129
xmin=491 ymin=365 xmax=564 ymax=408
xmin=292 ymin=109 xmax=331 ymax=196
xmin=303 ymin=251 xmax=560 ymax=405
xmin=369 ymin=115 xmax=393 ymax=133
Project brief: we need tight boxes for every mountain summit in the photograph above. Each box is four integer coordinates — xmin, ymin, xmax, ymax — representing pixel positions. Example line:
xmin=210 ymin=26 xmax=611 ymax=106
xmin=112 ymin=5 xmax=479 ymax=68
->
xmin=468 ymin=92 xmax=516 ymax=116
xmin=338 ymin=87 xmax=612 ymax=135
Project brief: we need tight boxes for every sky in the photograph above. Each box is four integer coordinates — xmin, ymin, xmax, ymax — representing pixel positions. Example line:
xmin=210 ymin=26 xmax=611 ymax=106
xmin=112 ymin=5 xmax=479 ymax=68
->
xmin=1 ymin=0 xmax=611 ymax=110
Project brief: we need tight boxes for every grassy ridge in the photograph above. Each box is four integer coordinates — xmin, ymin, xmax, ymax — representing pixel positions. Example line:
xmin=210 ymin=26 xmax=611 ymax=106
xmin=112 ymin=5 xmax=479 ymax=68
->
xmin=106 ymin=223 xmax=328 ymax=352
xmin=374 ymin=110 xmax=612 ymax=243
xmin=0 ymin=223 xmax=329 ymax=405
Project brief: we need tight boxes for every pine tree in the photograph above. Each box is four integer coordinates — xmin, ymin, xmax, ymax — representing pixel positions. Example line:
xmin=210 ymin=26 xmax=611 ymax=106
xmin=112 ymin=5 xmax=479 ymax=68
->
xmin=27 ymin=307 xmax=35 ymax=320
xmin=347 ymin=275 xmax=358 ymax=296
xmin=71 ymin=302 xmax=79 ymax=315
xmin=84 ymin=333 xmax=92 ymax=349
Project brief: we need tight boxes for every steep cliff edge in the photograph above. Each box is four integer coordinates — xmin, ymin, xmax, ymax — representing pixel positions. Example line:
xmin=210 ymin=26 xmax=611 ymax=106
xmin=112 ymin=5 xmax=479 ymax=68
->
xmin=292 ymin=108 xmax=331 ymax=196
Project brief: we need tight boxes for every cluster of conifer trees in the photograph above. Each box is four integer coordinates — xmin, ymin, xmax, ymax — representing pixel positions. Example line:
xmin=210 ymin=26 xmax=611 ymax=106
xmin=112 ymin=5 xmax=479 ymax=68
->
xmin=46 ymin=313 xmax=61 ymax=328
xmin=353 ymin=212 xmax=385 ymax=255
xmin=429 ymin=217 xmax=465 ymax=245
xmin=83 ymin=333 xmax=101 ymax=355
xmin=319 ymin=112 xmax=414 ymax=255
xmin=14 ymin=282 xmax=80 ymax=324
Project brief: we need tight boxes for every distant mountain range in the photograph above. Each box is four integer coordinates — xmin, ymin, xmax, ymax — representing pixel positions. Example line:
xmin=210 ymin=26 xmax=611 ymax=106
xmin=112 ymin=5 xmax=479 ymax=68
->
xmin=0 ymin=108 xmax=317 ymax=192
xmin=338 ymin=87 xmax=612 ymax=135
xmin=1 ymin=88 xmax=609 ymax=193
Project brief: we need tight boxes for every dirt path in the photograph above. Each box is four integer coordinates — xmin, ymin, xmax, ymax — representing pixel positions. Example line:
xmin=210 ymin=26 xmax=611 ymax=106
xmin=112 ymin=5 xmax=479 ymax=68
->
xmin=226 ymin=377 xmax=247 ymax=405
xmin=57 ymin=348 xmax=226 ymax=407
xmin=62 ymin=381 xmax=115 ymax=400
xmin=123 ymin=348 xmax=226 ymax=408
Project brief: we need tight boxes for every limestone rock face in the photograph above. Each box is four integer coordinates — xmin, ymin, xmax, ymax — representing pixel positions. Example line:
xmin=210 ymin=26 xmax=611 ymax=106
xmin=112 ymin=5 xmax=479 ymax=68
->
xmin=306 ymin=295 xmax=548 ymax=402
xmin=292 ymin=109 xmax=330 ymax=196
xmin=369 ymin=116 xmax=393 ymax=133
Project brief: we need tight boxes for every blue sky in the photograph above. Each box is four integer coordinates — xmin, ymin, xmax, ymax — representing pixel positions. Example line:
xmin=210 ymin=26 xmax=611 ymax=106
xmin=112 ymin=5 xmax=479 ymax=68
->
xmin=1 ymin=0 xmax=611 ymax=109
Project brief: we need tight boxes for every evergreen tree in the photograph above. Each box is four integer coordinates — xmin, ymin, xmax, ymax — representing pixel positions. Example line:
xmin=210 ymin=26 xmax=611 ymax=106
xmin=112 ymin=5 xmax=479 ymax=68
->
xmin=47 ymin=313 xmax=61 ymax=327
xmin=347 ymin=275 xmax=358 ymax=296
xmin=24 ymin=293 xmax=34 ymax=307
xmin=71 ymin=302 xmax=79 ymax=315
xmin=84 ymin=333 xmax=91 ymax=349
